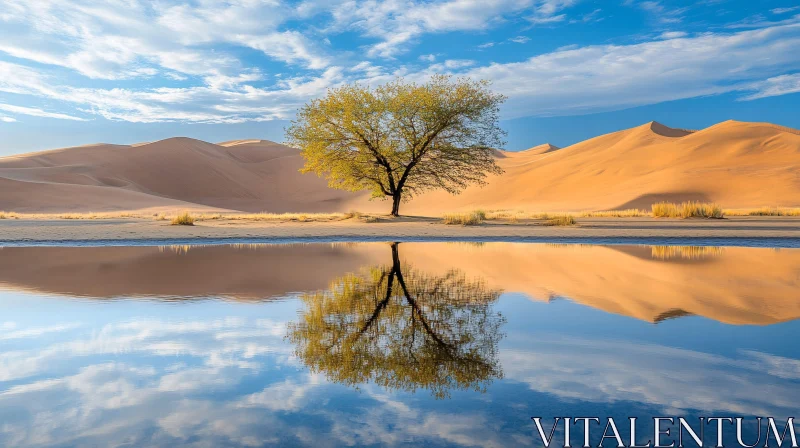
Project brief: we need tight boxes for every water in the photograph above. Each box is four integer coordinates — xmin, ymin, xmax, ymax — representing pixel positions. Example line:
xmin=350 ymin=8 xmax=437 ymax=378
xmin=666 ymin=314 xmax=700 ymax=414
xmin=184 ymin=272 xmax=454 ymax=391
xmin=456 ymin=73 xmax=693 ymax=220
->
xmin=0 ymin=242 xmax=798 ymax=447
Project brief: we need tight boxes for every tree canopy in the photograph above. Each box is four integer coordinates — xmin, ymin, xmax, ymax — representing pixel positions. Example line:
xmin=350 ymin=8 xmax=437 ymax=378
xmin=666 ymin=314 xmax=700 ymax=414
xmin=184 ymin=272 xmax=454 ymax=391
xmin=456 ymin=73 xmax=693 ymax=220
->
xmin=285 ymin=75 xmax=506 ymax=216
xmin=286 ymin=243 xmax=505 ymax=399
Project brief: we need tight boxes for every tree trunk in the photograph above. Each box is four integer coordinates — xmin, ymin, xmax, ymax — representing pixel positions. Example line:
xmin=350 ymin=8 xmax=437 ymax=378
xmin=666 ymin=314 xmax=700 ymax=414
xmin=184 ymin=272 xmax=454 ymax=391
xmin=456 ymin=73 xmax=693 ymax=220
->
xmin=390 ymin=192 xmax=402 ymax=216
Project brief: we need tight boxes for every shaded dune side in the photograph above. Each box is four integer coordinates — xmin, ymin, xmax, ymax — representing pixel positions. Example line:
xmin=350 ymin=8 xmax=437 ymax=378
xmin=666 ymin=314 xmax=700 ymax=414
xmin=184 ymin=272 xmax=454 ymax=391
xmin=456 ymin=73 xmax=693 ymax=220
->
xmin=0 ymin=138 xmax=369 ymax=213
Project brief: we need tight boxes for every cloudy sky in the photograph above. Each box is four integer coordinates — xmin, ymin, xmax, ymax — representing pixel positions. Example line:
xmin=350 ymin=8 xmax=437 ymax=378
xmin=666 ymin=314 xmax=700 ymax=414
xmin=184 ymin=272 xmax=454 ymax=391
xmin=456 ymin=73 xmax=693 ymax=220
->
xmin=0 ymin=0 xmax=799 ymax=154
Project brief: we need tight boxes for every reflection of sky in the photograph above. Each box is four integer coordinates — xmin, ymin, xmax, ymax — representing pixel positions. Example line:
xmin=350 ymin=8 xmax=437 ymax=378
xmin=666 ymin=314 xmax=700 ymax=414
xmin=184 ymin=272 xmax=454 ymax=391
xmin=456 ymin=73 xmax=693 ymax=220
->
xmin=0 ymin=291 xmax=798 ymax=447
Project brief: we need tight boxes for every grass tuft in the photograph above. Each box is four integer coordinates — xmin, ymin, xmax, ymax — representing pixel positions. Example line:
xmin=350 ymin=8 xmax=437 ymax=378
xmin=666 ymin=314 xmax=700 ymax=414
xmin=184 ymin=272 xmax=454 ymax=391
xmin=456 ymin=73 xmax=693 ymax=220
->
xmin=193 ymin=212 xmax=351 ymax=222
xmin=442 ymin=210 xmax=486 ymax=226
xmin=652 ymin=201 xmax=724 ymax=219
xmin=579 ymin=209 xmax=649 ymax=218
xmin=171 ymin=212 xmax=195 ymax=226
xmin=543 ymin=214 xmax=577 ymax=226
xmin=724 ymin=207 xmax=800 ymax=217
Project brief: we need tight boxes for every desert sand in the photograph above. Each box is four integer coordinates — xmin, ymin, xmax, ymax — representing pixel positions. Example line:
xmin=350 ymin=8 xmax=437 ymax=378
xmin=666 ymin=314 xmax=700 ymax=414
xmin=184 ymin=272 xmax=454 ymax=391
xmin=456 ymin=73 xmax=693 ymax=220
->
xmin=1 ymin=242 xmax=797 ymax=325
xmin=1 ymin=216 xmax=800 ymax=242
xmin=1 ymin=120 xmax=799 ymax=215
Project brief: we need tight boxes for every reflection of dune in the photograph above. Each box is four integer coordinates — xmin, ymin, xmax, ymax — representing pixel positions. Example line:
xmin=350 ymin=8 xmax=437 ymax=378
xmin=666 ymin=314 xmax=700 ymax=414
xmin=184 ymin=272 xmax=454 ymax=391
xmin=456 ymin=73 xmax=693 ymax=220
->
xmin=0 ymin=244 xmax=385 ymax=300
xmin=399 ymin=243 xmax=800 ymax=325
xmin=0 ymin=243 xmax=798 ymax=325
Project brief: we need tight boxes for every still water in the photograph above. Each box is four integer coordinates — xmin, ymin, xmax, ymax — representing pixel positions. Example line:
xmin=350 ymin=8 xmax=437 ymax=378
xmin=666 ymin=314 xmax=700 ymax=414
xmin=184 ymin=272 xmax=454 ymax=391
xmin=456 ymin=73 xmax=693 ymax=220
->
xmin=0 ymin=242 xmax=798 ymax=447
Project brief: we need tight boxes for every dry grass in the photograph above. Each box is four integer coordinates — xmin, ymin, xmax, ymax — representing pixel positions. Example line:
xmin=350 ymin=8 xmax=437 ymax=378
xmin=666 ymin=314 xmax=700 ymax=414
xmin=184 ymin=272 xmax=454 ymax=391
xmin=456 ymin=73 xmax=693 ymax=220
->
xmin=193 ymin=212 xmax=353 ymax=222
xmin=0 ymin=210 xmax=381 ymax=223
xmin=0 ymin=211 xmax=148 ymax=220
xmin=485 ymin=210 xmax=570 ymax=220
xmin=542 ymin=214 xmax=577 ymax=226
xmin=652 ymin=201 xmax=724 ymax=219
xmin=485 ymin=209 xmax=646 ymax=220
xmin=579 ymin=209 xmax=649 ymax=218
xmin=442 ymin=210 xmax=486 ymax=226
xmin=725 ymin=207 xmax=800 ymax=217
xmin=170 ymin=212 xmax=195 ymax=226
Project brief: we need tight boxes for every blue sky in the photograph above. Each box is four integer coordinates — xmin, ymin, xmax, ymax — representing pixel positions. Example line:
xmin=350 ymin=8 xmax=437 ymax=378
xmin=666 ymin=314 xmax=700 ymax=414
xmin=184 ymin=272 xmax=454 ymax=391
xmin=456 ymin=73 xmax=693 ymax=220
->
xmin=0 ymin=0 xmax=799 ymax=155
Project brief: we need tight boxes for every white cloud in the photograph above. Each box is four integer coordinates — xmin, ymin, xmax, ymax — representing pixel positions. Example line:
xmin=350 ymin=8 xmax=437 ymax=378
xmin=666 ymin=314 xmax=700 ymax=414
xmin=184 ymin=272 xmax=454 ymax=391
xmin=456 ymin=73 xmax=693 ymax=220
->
xmin=332 ymin=0 xmax=573 ymax=58
xmin=464 ymin=24 xmax=800 ymax=117
xmin=658 ymin=30 xmax=688 ymax=39
xmin=570 ymin=7 xmax=602 ymax=24
xmin=626 ymin=0 xmax=688 ymax=24
xmin=0 ymin=103 xmax=87 ymax=121
xmin=0 ymin=1 xmax=797 ymax=124
xmin=526 ymin=14 xmax=566 ymax=24
xmin=239 ymin=31 xmax=330 ymax=70
xmin=772 ymin=7 xmax=800 ymax=15
xmin=741 ymin=73 xmax=800 ymax=100
xmin=0 ymin=0 xmax=326 ymax=81
xmin=0 ymin=116 xmax=16 ymax=123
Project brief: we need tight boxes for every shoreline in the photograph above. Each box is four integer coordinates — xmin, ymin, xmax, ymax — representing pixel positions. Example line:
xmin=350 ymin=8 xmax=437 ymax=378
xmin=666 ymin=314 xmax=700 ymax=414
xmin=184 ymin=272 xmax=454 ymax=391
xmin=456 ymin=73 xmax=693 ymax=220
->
xmin=2 ymin=216 xmax=799 ymax=246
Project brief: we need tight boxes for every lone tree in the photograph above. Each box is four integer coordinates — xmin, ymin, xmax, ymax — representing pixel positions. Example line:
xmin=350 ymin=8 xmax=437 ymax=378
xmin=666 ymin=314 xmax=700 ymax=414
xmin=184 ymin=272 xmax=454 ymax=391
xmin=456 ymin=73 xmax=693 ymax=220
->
xmin=285 ymin=75 xmax=506 ymax=216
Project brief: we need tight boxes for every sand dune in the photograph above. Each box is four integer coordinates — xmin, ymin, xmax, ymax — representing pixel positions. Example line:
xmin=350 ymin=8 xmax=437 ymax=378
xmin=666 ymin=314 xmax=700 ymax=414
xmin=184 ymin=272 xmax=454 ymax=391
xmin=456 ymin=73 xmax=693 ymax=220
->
xmin=0 ymin=138 xmax=365 ymax=213
xmin=406 ymin=120 xmax=800 ymax=213
xmin=0 ymin=243 xmax=797 ymax=325
xmin=1 ymin=120 xmax=798 ymax=213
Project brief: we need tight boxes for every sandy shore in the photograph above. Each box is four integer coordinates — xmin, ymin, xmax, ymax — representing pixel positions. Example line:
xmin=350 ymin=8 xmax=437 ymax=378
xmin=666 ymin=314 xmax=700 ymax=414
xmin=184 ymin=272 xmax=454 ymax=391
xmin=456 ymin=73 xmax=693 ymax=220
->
xmin=1 ymin=216 xmax=799 ymax=244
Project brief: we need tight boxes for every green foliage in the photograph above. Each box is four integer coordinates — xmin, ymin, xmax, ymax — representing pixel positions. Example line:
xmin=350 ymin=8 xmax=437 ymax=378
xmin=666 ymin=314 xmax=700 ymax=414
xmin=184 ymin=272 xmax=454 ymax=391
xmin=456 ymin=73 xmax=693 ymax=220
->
xmin=286 ymin=75 xmax=506 ymax=215
xmin=286 ymin=243 xmax=505 ymax=399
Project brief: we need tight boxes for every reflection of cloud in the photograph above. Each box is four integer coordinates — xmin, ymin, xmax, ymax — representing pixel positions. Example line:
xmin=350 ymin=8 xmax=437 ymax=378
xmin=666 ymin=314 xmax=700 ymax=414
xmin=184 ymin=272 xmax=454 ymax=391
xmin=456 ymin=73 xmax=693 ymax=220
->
xmin=502 ymin=338 xmax=800 ymax=417
xmin=325 ymin=386 xmax=520 ymax=448
xmin=1 ymin=313 xmax=797 ymax=447
xmin=0 ymin=322 xmax=82 ymax=340
xmin=744 ymin=350 xmax=800 ymax=380
xmin=0 ymin=315 xmax=527 ymax=447
xmin=238 ymin=374 xmax=324 ymax=412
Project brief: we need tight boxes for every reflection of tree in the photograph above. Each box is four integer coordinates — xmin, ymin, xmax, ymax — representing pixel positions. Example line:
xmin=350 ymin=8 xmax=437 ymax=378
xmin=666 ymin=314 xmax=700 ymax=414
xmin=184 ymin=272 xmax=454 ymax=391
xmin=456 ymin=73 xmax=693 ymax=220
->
xmin=287 ymin=243 xmax=505 ymax=399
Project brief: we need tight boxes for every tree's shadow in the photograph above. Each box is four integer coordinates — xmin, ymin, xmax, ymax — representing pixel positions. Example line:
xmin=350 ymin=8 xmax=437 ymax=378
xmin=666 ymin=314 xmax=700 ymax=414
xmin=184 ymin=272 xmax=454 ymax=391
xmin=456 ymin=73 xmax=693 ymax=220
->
xmin=287 ymin=243 xmax=506 ymax=399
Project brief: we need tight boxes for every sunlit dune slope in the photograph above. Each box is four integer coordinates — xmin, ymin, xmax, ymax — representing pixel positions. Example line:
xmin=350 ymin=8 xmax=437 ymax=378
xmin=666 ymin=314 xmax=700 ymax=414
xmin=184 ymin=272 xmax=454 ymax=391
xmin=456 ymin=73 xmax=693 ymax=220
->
xmin=1 ymin=120 xmax=798 ymax=213
xmin=407 ymin=120 xmax=800 ymax=212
